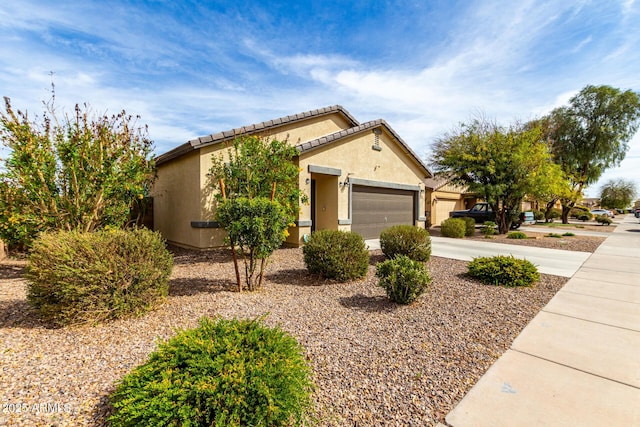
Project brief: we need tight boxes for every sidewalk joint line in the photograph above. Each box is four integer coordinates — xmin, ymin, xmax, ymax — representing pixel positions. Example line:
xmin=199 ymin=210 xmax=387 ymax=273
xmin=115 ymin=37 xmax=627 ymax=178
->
xmin=540 ymin=309 xmax=640 ymax=333
xmin=510 ymin=349 xmax=640 ymax=390
xmin=557 ymin=289 xmax=640 ymax=305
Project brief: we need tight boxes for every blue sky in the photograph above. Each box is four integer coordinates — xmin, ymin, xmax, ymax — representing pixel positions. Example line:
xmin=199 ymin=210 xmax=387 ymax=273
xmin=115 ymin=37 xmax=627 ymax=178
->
xmin=1 ymin=0 xmax=639 ymax=198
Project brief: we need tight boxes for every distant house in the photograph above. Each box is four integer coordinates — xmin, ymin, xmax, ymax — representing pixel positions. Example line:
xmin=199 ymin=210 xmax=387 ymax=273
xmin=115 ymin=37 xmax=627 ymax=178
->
xmin=424 ymin=176 xmax=477 ymax=227
xmin=580 ymin=198 xmax=600 ymax=208
xmin=152 ymin=105 xmax=432 ymax=249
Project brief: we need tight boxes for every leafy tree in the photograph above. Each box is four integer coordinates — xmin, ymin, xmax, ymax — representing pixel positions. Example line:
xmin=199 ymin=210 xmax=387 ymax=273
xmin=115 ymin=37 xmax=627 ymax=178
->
xmin=208 ymin=135 xmax=306 ymax=291
xmin=544 ymin=85 xmax=640 ymax=223
xmin=216 ymin=197 xmax=288 ymax=291
xmin=0 ymin=97 xmax=155 ymax=249
xmin=599 ymin=178 xmax=637 ymax=210
xmin=209 ymin=135 xmax=306 ymax=224
xmin=431 ymin=118 xmax=564 ymax=234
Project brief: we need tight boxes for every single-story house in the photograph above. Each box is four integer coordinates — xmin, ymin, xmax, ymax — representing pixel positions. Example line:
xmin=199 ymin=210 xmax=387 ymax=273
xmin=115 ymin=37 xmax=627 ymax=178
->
xmin=424 ymin=176 xmax=477 ymax=227
xmin=152 ymin=105 xmax=432 ymax=249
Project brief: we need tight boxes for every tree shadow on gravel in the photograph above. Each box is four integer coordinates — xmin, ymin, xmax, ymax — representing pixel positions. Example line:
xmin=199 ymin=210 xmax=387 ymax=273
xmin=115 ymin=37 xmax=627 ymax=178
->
xmin=169 ymin=277 xmax=237 ymax=296
xmin=0 ymin=299 xmax=58 ymax=329
xmin=90 ymin=392 xmax=114 ymax=426
xmin=339 ymin=293 xmax=399 ymax=313
xmin=369 ymin=252 xmax=386 ymax=266
xmin=0 ymin=263 xmax=26 ymax=280
xmin=265 ymin=269 xmax=326 ymax=286
xmin=169 ymin=246 xmax=232 ymax=266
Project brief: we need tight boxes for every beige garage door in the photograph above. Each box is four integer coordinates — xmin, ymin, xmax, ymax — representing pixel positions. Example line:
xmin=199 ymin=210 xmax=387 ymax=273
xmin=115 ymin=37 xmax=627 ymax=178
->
xmin=351 ymin=185 xmax=414 ymax=239
xmin=435 ymin=198 xmax=458 ymax=226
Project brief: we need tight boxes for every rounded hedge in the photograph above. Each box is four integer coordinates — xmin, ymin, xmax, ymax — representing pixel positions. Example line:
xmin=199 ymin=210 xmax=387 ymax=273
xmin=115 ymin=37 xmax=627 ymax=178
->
xmin=109 ymin=317 xmax=314 ymax=427
xmin=468 ymin=255 xmax=539 ymax=287
xmin=481 ymin=221 xmax=498 ymax=237
xmin=440 ymin=218 xmax=466 ymax=238
xmin=461 ymin=217 xmax=476 ymax=237
xmin=303 ymin=230 xmax=369 ymax=281
xmin=376 ymin=255 xmax=431 ymax=304
xmin=379 ymin=225 xmax=431 ymax=262
xmin=507 ymin=231 xmax=528 ymax=239
xmin=595 ymin=215 xmax=612 ymax=225
xmin=26 ymin=228 xmax=173 ymax=325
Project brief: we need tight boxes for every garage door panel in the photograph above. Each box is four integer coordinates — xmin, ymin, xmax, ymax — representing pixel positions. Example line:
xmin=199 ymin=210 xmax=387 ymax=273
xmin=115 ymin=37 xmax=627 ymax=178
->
xmin=435 ymin=199 xmax=458 ymax=226
xmin=351 ymin=185 xmax=414 ymax=239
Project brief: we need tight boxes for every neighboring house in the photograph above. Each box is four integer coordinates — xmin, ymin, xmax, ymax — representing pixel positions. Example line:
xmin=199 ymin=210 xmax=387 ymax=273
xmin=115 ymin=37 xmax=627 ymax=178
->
xmin=424 ymin=176 xmax=476 ymax=227
xmin=152 ymin=105 xmax=432 ymax=249
xmin=580 ymin=198 xmax=600 ymax=208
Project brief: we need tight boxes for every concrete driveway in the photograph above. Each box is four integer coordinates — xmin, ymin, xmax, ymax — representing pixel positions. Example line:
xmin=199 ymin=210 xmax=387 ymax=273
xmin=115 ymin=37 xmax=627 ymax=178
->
xmin=366 ymin=236 xmax=591 ymax=278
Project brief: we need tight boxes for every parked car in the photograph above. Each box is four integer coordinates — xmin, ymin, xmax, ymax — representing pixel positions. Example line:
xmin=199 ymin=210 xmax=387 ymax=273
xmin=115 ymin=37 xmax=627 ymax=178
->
xmin=590 ymin=209 xmax=614 ymax=218
xmin=635 ymin=209 xmax=640 ymax=218
xmin=449 ymin=203 xmax=534 ymax=229
xmin=519 ymin=211 xmax=536 ymax=226
xmin=449 ymin=202 xmax=494 ymax=223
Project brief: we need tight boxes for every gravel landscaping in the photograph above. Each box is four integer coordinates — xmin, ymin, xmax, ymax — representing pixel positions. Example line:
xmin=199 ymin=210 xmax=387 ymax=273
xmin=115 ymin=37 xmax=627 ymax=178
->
xmin=0 ymin=239 xmax=577 ymax=427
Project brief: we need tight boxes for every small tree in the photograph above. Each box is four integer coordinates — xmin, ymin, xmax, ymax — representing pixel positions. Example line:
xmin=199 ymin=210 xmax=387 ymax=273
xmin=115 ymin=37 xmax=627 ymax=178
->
xmin=431 ymin=119 xmax=564 ymax=234
xmin=0 ymin=97 xmax=155 ymax=249
xmin=599 ymin=179 xmax=637 ymax=210
xmin=216 ymin=197 xmax=288 ymax=291
xmin=209 ymin=135 xmax=306 ymax=224
xmin=209 ymin=136 xmax=306 ymax=291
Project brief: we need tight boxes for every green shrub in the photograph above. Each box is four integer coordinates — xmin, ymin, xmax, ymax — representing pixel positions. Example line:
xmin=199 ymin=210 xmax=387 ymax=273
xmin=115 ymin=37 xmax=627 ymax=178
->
xmin=595 ymin=215 xmax=612 ymax=225
xmin=217 ymin=197 xmax=288 ymax=291
xmin=26 ymin=229 xmax=173 ymax=325
xmin=507 ymin=231 xmax=528 ymax=239
xmin=562 ymin=232 xmax=575 ymax=237
xmin=468 ymin=255 xmax=539 ymax=287
xmin=577 ymin=213 xmax=592 ymax=221
xmin=379 ymin=225 xmax=431 ymax=262
xmin=533 ymin=210 xmax=545 ymax=221
xmin=546 ymin=233 xmax=562 ymax=238
xmin=481 ymin=221 xmax=498 ymax=237
xmin=546 ymin=208 xmax=561 ymax=222
xmin=303 ymin=230 xmax=369 ymax=281
xmin=440 ymin=218 xmax=466 ymax=238
xmin=109 ymin=317 xmax=314 ymax=427
xmin=461 ymin=217 xmax=476 ymax=237
xmin=376 ymin=255 xmax=431 ymax=304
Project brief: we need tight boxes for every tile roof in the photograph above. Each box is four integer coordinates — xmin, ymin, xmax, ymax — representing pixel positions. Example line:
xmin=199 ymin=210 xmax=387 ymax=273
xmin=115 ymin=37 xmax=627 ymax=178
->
xmin=296 ymin=119 xmax=432 ymax=177
xmin=156 ymin=105 xmax=358 ymax=165
xmin=154 ymin=105 xmax=431 ymax=178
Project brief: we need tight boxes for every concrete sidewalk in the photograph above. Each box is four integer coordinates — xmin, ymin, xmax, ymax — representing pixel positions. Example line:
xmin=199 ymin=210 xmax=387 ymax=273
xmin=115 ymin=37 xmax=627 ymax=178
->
xmin=444 ymin=215 xmax=640 ymax=426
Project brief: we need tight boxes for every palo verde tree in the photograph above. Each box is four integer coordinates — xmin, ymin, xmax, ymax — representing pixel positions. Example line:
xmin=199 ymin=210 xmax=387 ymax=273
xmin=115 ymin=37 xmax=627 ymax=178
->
xmin=208 ymin=135 xmax=306 ymax=291
xmin=430 ymin=118 xmax=564 ymax=234
xmin=0 ymin=97 xmax=155 ymax=249
xmin=599 ymin=178 xmax=637 ymax=210
xmin=544 ymin=85 xmax=640 ymax=223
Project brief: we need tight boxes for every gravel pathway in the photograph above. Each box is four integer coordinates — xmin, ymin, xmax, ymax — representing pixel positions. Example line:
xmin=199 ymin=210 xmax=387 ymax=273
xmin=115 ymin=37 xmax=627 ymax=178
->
xmin=0 ymin=244 xmax=571 ymax=427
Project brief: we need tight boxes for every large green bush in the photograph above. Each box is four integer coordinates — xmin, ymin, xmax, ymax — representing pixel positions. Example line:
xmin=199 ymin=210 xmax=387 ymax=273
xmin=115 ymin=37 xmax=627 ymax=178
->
xmin=440 ymin=218 xmax=466 ymax=238
xmin=109 ymin=317 xmax=314 ymax=427
xmin=303 ymin=230 xmax=369 ymax=281
xmin=379 ymin=225 xmax=431 ymax=262
xmin=0 ymin=98 xmax=155 ymax=250
xmin=461 ymin=217 xmax=476 ymax=237
xmin=376 ymin=255 xmax=431 ymax=304
xmin=595 ymin=215 xmax=612 ymax=225
xmin=468 ymin=255 xmax=539 ymax=287
xmin=26 ymin=228 xmax=173 ymax=325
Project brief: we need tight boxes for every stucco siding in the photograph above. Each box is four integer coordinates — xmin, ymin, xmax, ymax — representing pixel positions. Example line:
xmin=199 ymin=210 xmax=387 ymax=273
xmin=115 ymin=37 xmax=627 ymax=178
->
xmin=152 ymin=151 xmax=203 ymax=248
